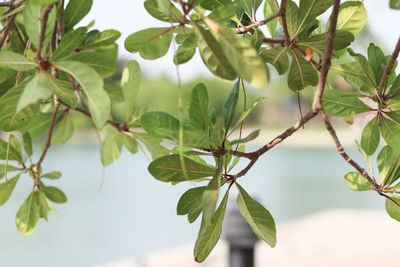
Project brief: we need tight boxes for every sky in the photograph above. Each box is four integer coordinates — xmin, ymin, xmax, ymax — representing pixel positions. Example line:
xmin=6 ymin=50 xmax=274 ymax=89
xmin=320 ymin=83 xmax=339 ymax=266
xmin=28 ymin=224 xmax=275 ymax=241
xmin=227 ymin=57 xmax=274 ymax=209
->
xmin=78 ymin=1 xmax=400 ymax=81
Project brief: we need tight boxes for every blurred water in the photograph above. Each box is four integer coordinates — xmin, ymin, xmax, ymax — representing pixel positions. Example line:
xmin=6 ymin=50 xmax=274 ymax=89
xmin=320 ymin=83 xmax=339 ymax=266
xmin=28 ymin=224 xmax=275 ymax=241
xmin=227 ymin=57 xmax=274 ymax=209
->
xmin=0 ymin=144 xmax=383 ymax=267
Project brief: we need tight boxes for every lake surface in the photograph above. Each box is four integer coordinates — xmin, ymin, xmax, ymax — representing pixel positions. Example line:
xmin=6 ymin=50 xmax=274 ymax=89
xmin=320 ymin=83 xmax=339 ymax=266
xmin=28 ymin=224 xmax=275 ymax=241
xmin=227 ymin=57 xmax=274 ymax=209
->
xmin=0 ymin=144 xmax=383 ymax=267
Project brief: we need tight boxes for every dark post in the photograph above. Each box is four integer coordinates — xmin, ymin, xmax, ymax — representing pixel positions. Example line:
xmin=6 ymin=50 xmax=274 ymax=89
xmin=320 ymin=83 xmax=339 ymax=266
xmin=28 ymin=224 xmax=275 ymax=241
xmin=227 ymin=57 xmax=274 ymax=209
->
xmin=224 ymin=199 xmax=258 ymax=267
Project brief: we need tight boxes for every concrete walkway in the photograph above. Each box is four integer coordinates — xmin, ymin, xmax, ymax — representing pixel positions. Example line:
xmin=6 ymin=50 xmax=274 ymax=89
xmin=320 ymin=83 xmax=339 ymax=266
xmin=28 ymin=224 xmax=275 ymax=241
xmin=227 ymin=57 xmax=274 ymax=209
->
xmin=98 ymin=209 xmax=400 ymax=267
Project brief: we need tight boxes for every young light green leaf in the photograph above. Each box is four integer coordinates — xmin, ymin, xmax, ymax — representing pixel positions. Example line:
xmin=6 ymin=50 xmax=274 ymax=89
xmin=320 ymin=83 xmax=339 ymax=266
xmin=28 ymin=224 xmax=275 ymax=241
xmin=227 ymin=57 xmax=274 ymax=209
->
xmin=9 ymin=134 xmax=22 ymax=160
xmin=336 ymin=1 xmax=367 ymax=34
xmin=0 ymin=174 xmax=20 ymax=205
xmin=288 ymin=49 xmax=318 ymax=91
xmin=141 ymin=111 xmax=179 ymax=137
xmin=133 ymin=132 xmax=169 ymax=159
xmin=177 ymin=186 xmax=206 ymax=223
xmin=51 ymin=27 xmax=87 ymax=61
xmin=237 ymin=0 xmax=263 ymax=17
xmin=42 ymin=186 xmax=67 ymax=203
xmin=344 ymin=172 xmax=373 ymax=191
xmin=202 ymin=168 xmax=221 ymax=223
xmin=194 ymin=189 xmax=229 ymax=263
xmin=64 ymin=0 xmax=93 ymax=30
xmin=386 ymin=196 xmax=400 ymax=222
xmin=104 ymin=84 xmax=124 ymax=103
xmin=121 ymin=60 xmax=141 ymax=122
xmin=377 ymin=146 xmax=400 ymax=185
xmin=17 ymin=72 xmax=53 ymax=112
xmin=121 ymin=133 xmax=138 ymax=154
xmin=125 ymin=28 xmax=173 ymax=60
xmin=230 ymin=129 xmax=260 ymax=145
xmin=224 ymin=80 xmax=240 ymax=132
xmin=206 ymin=19 xmax=267 ymax=88
xmin=52 ymin=112 xmax=74 ymax=144
xmin=173 ymin=46 xmax=196 ymax=65
xmin=35 ymin=190 xmax=50 ymax=221
xmin=361 ymin=116 xmax=380 ymax=156
xmin=322 ymin=89 xmax=371 ymax=117
xmin=20 ymin=114 xmax=52 ymax=140
xmin=30 ymin=0 xmax=59 ymax=5
xmin=264 ymin=0 xmax=279 ymax=37
xmin=22 ymin=132 xmax=33 ymax=157
xmin=0 ymin=138 xmax=23 ymax=163
xmin=54 ymin=61 xmax=110 ymax=129
xmin=15 ymin=192 xmax=40 ymax=236
xmin=0 ymin=51 xmax=37 ymax=71
xmin=380 ymin=117 xmax=400 ymax=150
xmin=188 ymin=83 xmax=209 ymax=131
xmin=331 ymin=63 xmax=370 ymax=91
xmin=41 ymin=171 xmax=62 ymax=179
xmin=83 ymin=29 xmax=121 ymax=49
xmin=231 ymin=97 xmax=266 ymax=131
xmin=65 ymin=50 xmax=117 ymax=78
xmin=348 ymin=48 xmax=377 ymax=88
xmin=260 ymin=47 xmax=289 ymax=75
xmin=43 ymin=74 xmax=78 ymax=108
xmin=191 ymin=22 xmax=237 ymax=81
xmin=100 ymin=125 xmax=123 ymax=166
xmin=148 ymin=154 xmax=216 ymax=182
xmin=144 ymin=0 xmax=182 ymax=22
xmin=390 ymin=0 xmax=400 ymax=9
xmin=236 ymin=183 xmax=276 ymax=247
xmin=367 ymin=43 xmax=386 ymax=84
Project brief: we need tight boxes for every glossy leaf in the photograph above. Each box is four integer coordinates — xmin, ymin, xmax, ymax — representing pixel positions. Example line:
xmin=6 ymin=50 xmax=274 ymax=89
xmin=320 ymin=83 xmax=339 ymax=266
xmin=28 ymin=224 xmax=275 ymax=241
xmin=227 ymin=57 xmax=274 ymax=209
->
xmin=261 ymin=47 xmax=289 ymax=75
xmin=42 ymin=186 xmax=67 ymax=203
xmin=0 ymin=174 xmax=20 ymax=205
xmin=224 ymin=80 xmax=240 ymax=132
xmin=121 ymin=60 xmax=141 ymax=122
xmin=52 ymin=112 xmax=74 ymax=144
xmin=192 ymin=22 xmax=237 ymax=81
xmin=380 ymin=117 xmax=400 ymax=150
xmin=64 ymin=0 xmax=93 ymax=30
xmin=336 ymin=1 xmax=367 ymax=34
xmin=0 ymin=51 xmax=36 ymax=71
xmin=177 ymin=186 xmax=205 ymax=223
xmin=194 ymin=189 xmax=229 ymax=263
xmin=17 ymin=72 xmax=52 ymax=112
xmin=386 ymin=196 xmax=400 ymax=222
xmin=322 ymin=89 xmax=371 ymax=117
xmin=55 ymin=61 xmax=110 ymax=129
xmin=361 ymin=116 xmax=380 ymax=156
xmin=100 ymin=126 xmax=123 ymax=166
xmin=125 ymin=28 xmax=173 ymax=60
xmin=15 ymin=192 xmax=40 ymax=236
xmin=288 ymin=49 xmax=318 ymax=91
xmin=344 ymin=172 xmax=373 ymax=191
xmin=188 ymin=83 xmax=209 ymax=131
xmin=206 ymin=19 xmax=267 ymax=88
xmin=51 ymin=28 xmax=87 ymax=61
xmin=236 ymin=183 xmax=276 ymax=247
xmin=148 ymin=154 xmax=215 ymax=182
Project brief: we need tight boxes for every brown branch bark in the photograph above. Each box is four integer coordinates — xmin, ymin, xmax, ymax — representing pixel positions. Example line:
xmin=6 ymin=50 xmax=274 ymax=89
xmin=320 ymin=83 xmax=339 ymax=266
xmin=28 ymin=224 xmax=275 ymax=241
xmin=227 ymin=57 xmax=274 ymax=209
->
xmin=35 ymin=4 xmax=55 ymax=60
xmin=0 ymin=14 xmax=16 ymax=48
xmin=263 ymin=37 xmax=286 ymax=44
xmin=379 ymin=36 xmax=400 ymax=96
xmin=279 ymin=0 xmax=290 ymax=46
xmin=236 ymin=12 xmax=280 ymax=34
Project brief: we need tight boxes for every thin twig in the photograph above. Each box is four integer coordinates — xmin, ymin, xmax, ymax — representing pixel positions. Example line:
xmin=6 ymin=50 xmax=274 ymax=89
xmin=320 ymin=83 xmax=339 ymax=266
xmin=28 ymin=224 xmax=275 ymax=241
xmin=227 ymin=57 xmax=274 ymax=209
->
xmin=236 ymin=12 xmax=280 ymax=34
xmin=0 ymin=14 xmax=17 ymax=48
xmin=35 ymin=4 xmax=55 ymax=60
xmin=279 ymin=0 xmax=290 ymax=46
xmin=379 ymin=36 xmax=400 ymax=96
xmin=263 ymin=37 xmax=286 ymax=44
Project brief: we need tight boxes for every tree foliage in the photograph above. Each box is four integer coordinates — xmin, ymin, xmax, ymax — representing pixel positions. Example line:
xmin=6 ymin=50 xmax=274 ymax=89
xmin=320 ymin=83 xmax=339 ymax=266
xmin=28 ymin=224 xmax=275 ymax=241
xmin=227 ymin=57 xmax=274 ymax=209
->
xmin=0 ymin=0 xmax=399 ymax=262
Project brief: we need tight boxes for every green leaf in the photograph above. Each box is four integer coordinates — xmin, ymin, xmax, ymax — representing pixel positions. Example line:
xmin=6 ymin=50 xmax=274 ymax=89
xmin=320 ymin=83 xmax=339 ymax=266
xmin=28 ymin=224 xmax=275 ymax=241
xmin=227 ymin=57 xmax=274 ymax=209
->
xmin=22 ymin=132 xmax=33 ymax=156
xmin=35 ymin=190 xmax=50 ymax=221
xmin=231 ymin=97 xmax=266 ymax=131
xmin=24 ymin=1 xmax=56 ymax=50
xmin=295 ymin=0 xmax=332 ymax=38
xmin=15 ymin=192 xmax=40 ymax=235
xmin=133 ymin=132 xmax=169 ymax=159
xmin=224 ymin=80 xmax=240 ymax=132
xmin=348 ymin=48 xmax=377 ymax=88
xmin=9 ymin=134 xmax=22 ymax=160
xmin=380 ymin=117 xmax=400 ymax=150
xmin=31 ymin=0 xmax=59 ymax=5
xmin=230 ymin=129 xmax=260 ymax=145
xmin=64 ymin=0 xmax=93 ymax=30
xmin=367 ymin=43 xmax=386 ymax=84
xmin=285 ymin=0 xmax=299 ymax=38
xmin=17 ymin=72 xmax=53 ymax=112
xmin=0 ymin=138 xmax=23 ymax=163
xmin=21 ymin=114 xmax=52 ymax=140
xmin=121 ymin=133 xmax=138 ymax=154
xmin=121 ymin=60 xmax=141 ymax=122
xmin=83 ymin=29 xmax=121 ymax=49
xmin=144 ymin=0 xmax=182 ymax=22
xmin=202 ymin=168 xmax=221 ymax=222
xmin=100 ymin=125 xmax=123 ymax=166
xmin=0 ymin=174 xmax=20 ymax=205
xmin=51 ymin=27 xmax=87 ymax=61
xmin=206 ymin=19 xmax=268 ymax=88
xmin=322 ymin=89 xmax=371 ymax=117
xmin=355 ymin=140 xmax=374 ymax=176
xmin=55 ymin=61 xmax=110 ymax=129
xmin=237 ymin=0 xmax=263 ymax=17
xmin=177 ymin=186 xmax=205 ymax=223
xmin=0 ymin=165 xmax=20 ymax=181
xmin=261 ymin=47 xmax=289 ymax=75
xmin=390 ymin=0 xmax=400 ymax=9
xmin=236 ymin=183 xmax=276 ymax=247
xmin=191 ymin=22 xmax=237 ymax=81
xmin=44 ymin=74 xmax=78 ymax=108
xmin=344 ymin=172 xmax=373 ymax=191
xmin=207 ymin=2 xmax=236 ymax=22
xmin=288 ymin=49 xmax=318 ymax=91
xmin=41 ymin=171 xmax=61 ymax=179
xmin=386 ymin=196 xmax=400 ymax=222
xmin=141 ymin=111 xmax=179 ymax=137
xmin=331 ymin=62 xmax=370 ymax=91
xmin=188 ymin=83 xmax=209 ymax=131
xmin=104 ymin=84 xmax=124 ymax=103
xmin=0 ymin=51 xmax=37 ymax=71
xmin=125 ymin=28 xmax=173 ymax=60
xmin=65 ymin=50 xmax=117 ymax=78
xmin=377 ymin=145 xmax=400 ymax=185
xmin=42 ymin=186 xmax=67 ymax=203
xmin=194 ymin=189 xmax=229 ymax=263
xmin=389 ymin=74 xmax=400 ymax=97
xmin=361 ymin=116 xmax=380 ymax=156
xmin=336 ymin=1 xmax=367 ymax=34
xmin=264 ymin=0 xmax=279 ymax=37
xmin=52 ymin=112 xmax=74 ymax=144
xmin=148 ymin=154 xmax=216 ymax=182
xmin=173 ymin=46 xmax=196 ymax=65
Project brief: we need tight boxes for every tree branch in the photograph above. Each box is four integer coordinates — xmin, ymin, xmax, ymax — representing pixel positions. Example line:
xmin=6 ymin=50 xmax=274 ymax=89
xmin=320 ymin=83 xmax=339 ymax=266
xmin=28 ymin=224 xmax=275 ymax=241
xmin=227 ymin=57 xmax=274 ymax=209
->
xmin=379 ymin=36 xmax=400 ymax=97
xmin=35 ymin=4 xmax=55 ymax=60
xmin=236 ymin=12 xmax=280 ymax=34
xmin=279 ymin=0 xmax=290 ymax=46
